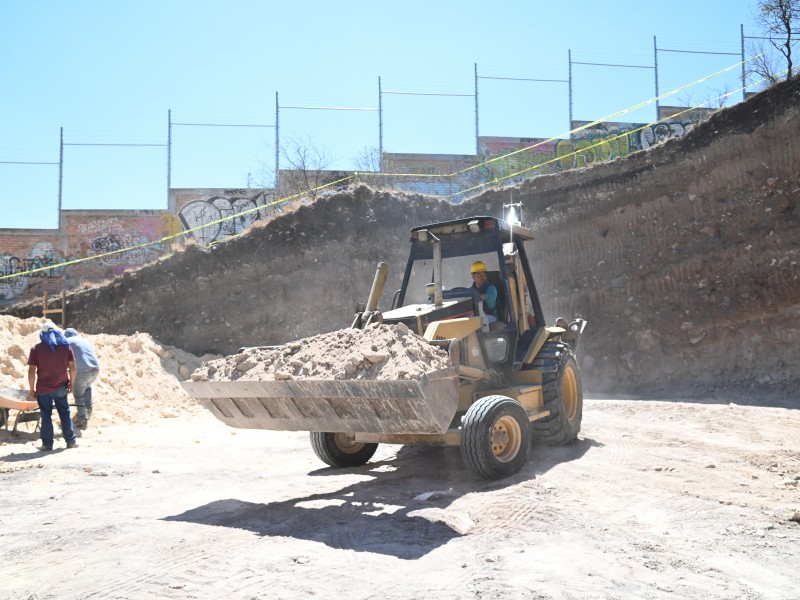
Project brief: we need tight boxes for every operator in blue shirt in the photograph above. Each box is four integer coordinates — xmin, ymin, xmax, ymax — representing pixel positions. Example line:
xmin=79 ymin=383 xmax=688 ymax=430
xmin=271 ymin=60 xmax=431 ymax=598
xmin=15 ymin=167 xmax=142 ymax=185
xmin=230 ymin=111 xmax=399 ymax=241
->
xmin=470 ymin=261 xmax=499 ymax=324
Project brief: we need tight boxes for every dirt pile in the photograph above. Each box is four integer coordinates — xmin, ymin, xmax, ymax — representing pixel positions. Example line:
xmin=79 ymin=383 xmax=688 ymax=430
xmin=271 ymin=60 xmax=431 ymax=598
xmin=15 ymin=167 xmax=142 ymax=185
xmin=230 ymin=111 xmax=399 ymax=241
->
xmin=0 ymin=315 xmax=217 ymax=427
xmin=191 ymin=322 xmax=451 ymax=382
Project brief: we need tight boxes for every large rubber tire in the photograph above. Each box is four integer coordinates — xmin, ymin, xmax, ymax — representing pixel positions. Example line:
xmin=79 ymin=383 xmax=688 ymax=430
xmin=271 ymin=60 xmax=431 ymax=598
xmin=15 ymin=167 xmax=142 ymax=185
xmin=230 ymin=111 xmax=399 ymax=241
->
xmin=309 ymin=432 xmax=378 ymax=468
xmin=530 ymin=341 xmax=583 ymax=445
xmin=461 ymin=395 xmax=531 ymax=480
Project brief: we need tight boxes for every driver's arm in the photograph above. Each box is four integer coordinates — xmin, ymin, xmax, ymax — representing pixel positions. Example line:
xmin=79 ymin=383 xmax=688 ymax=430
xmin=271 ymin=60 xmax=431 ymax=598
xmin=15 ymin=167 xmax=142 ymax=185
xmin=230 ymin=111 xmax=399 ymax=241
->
xmin=483 ymin=284 xmax=498 ymax=309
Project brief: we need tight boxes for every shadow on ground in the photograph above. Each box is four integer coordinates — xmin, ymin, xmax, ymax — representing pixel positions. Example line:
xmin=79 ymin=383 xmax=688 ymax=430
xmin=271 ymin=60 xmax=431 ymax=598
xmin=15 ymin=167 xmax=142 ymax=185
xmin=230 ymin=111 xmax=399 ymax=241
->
xmin=164 ymin=436 xmax=599 ymax=558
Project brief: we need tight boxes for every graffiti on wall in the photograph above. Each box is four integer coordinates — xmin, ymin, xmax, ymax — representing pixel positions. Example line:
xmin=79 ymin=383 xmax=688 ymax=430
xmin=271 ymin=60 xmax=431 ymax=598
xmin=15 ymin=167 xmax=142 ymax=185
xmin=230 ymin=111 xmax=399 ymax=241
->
xmin=639 ymin=121 xmax=695 ymax=149
xmin=558 ymin=120 xmax=698 ymax=169
xmin=0 ymin=241 xmax=66 ymax=301
xmin=478 ymin=137 xmax=563 ymax=183
xmin=77 ymin=216 xmax=170 ymax=277
xmin=178 ymin=190 xmax=275 ymax=244
xmin=478 ymin=120 xmax=701 ymax=175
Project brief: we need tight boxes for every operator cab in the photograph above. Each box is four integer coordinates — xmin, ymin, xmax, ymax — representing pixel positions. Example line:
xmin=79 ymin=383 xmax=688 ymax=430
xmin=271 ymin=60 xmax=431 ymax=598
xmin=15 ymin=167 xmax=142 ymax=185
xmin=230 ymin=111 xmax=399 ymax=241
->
xmin=382 ymin=216 xmax=545 ymax=370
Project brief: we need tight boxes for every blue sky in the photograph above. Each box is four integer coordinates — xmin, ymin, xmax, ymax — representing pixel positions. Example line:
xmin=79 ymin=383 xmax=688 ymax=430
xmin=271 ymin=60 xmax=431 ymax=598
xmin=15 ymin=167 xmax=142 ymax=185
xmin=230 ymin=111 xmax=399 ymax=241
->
xmin=1 ymin=0 xmax=769 ymax=228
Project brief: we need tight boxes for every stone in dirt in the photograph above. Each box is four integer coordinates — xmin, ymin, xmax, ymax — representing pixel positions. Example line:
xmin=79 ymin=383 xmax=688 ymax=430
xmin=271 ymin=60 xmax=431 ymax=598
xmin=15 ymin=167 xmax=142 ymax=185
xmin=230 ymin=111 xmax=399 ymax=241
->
xmin=191 ymin=323 xmax=451 ymax=382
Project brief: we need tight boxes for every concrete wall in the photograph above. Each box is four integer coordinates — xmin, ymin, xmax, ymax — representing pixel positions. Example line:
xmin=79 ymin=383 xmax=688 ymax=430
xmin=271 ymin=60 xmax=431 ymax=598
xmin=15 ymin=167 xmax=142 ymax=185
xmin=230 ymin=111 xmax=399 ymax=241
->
xmin=381 ymin=153 xmax=482 ymax=200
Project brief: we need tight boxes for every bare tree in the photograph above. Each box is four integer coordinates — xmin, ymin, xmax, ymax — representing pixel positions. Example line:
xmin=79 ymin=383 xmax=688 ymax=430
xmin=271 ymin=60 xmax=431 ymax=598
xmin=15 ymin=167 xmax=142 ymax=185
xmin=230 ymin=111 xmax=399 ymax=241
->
xmin=674 ymin=85 xmax=734 ymax=116
xmin=353 ymin=146 xmax=382 ymax=172
xmin=278 ymin=134 xmax=336 ymax=201
xmin=251 ymin=134 xmax=336 ymax=202
xmin=746 ymin=44 xmax=785 ymax=88
xmin=755 ymin=0 xmax=800 ymax=79
xmin=352 ymin=146 xmax=384 ymax=188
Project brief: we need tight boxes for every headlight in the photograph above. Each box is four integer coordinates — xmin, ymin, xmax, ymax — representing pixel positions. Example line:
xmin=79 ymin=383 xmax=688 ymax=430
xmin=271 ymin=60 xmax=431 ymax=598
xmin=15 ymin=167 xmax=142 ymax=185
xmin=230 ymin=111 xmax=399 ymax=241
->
xmin=484 ymin=336 xmax=509 ymax=362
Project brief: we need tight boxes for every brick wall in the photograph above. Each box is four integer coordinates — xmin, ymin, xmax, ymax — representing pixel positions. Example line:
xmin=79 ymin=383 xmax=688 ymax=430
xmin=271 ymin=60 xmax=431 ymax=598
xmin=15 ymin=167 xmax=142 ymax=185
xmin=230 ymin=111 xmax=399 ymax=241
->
xmin=0 ymin=188 xmax=276 ymax=307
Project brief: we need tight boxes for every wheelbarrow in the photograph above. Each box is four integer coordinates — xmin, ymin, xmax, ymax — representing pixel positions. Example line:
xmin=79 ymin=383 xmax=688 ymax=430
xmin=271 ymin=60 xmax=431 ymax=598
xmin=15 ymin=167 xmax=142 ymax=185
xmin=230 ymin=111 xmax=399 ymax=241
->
xmin=0 ymin=388 xmax=41 ymax=435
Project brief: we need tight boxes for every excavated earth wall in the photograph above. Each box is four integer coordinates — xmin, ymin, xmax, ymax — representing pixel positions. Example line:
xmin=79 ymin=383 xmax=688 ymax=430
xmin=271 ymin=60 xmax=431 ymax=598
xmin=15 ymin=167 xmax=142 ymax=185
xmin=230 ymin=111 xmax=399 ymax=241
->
xmin=4 ymin=77 xmax=799 ymax=400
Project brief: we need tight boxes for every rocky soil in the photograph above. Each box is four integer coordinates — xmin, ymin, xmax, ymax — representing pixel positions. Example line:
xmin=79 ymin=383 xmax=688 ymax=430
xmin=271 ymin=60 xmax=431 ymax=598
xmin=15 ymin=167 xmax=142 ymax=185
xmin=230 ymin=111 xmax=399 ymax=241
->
xmin=192 ymin=323 xmax=450 ymax=383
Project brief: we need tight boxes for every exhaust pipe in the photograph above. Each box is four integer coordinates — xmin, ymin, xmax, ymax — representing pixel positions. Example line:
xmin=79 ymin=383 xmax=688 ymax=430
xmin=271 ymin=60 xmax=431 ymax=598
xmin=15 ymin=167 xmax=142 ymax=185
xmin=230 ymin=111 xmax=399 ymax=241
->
xmin=352 ymin=262 xmax=388 ymax=329
xmin=366 ymin=262 xmax=388 ymax=313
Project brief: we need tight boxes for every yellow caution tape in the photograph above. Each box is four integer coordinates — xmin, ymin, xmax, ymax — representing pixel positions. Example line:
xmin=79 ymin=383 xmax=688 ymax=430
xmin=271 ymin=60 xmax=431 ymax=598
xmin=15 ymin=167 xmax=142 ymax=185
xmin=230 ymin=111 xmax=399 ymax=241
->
xmin=0 ymin=56 xmax=773 ymax=282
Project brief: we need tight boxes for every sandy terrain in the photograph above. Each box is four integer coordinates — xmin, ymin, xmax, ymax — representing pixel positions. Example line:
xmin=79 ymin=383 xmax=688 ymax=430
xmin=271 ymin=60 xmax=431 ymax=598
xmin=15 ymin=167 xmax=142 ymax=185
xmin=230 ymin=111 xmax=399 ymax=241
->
xmin=1 ymin=317 xmax=799 ymax=600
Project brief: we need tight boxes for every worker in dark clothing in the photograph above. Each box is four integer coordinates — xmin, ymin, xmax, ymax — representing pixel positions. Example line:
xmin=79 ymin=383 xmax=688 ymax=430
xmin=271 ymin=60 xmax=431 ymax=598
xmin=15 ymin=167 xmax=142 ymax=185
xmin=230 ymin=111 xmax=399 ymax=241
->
xmin=28 ymin=320 xmax=78 ymax=451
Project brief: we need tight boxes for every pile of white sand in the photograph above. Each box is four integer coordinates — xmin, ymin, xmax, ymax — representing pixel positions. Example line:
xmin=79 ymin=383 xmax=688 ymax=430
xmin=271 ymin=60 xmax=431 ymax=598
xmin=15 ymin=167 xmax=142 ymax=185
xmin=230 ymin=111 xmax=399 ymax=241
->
xmin=0 ymin=316 xmax=451 ymax=432
xmin=0 ymin=315 xmax=217 ymax=427
xmin=191 ymin=322 xmax=451 ymax=382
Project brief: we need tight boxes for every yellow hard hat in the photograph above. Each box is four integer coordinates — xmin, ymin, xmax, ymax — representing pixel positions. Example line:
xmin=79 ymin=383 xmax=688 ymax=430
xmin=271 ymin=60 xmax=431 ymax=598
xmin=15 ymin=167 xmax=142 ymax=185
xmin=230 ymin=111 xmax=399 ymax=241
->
xmin=470 ymin=260 xmax=488 ymax=274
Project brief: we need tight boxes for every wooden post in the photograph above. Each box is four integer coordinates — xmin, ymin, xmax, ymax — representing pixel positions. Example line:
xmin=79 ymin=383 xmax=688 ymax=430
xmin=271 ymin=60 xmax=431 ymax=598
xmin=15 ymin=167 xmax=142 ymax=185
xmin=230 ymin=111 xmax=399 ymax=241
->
xmin=41 ymin=290 xmax=67 ymax=328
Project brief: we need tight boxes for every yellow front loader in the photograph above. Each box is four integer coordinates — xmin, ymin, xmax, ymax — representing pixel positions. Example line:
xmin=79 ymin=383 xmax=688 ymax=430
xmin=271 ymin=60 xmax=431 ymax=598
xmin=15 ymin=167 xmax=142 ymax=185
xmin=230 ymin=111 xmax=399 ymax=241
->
xmin=182 ymin=215 xmax=586 ymax=479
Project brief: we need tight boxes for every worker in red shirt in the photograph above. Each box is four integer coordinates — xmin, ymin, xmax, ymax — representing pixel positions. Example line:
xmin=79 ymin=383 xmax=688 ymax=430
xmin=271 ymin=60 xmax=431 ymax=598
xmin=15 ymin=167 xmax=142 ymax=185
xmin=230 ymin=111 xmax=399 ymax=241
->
xmin=28 ymin=320 xmax=78 ymax=451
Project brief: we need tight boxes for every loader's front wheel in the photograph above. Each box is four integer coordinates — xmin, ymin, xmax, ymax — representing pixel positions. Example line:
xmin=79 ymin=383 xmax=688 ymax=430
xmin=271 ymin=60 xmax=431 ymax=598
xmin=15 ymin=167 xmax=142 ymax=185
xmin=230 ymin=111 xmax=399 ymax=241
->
xmin=310 ymin=432 xmax=378 ymax=468
xmin=531 ymin=342 xmax=583 ymax=445
xmin=461 ymin=395 xmax=531 ymax=480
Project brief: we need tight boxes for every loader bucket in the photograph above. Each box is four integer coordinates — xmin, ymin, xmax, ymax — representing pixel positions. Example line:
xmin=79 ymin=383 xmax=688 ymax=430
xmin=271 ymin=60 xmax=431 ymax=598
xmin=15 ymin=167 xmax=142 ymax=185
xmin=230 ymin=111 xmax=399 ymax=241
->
xmin=181 ymin=365 xmax=460 ymax=434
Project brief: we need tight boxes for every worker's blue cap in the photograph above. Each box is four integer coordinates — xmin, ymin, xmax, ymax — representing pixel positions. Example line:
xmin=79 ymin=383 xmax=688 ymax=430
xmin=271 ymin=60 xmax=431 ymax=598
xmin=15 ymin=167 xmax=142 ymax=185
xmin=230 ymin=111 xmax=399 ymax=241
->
xmin=64 ymin=328 xmax=79 ymax=338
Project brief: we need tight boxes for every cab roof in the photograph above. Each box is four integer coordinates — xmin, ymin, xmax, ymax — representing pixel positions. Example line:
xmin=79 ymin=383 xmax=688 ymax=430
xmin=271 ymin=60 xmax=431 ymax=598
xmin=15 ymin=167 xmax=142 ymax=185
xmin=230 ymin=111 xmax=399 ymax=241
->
xmin=410 ymin=216 xmax=534 ymax=243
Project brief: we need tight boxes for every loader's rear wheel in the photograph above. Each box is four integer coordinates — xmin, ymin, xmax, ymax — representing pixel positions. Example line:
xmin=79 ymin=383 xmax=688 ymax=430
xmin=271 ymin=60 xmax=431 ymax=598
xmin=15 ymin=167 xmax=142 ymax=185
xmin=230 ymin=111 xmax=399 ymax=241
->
xmin=310 ymin=432 xmax=378 ymax=468
xmin=531 ymin=341 xmax=583 ymax=445
xmin=461 ymin=395 xmax=531 ymax=480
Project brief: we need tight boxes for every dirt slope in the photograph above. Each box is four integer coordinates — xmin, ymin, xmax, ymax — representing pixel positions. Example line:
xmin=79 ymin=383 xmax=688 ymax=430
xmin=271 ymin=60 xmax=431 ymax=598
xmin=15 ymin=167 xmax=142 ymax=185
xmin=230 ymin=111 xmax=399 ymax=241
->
xmin=3 ymin=77 xmax=799 ymax=401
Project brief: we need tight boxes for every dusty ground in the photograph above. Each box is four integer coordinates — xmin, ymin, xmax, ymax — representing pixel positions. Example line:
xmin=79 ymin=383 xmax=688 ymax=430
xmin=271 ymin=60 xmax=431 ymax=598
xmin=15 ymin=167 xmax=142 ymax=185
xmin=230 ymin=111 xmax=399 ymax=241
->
xmin=1 ymin=318 xmax=799 ymax=600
